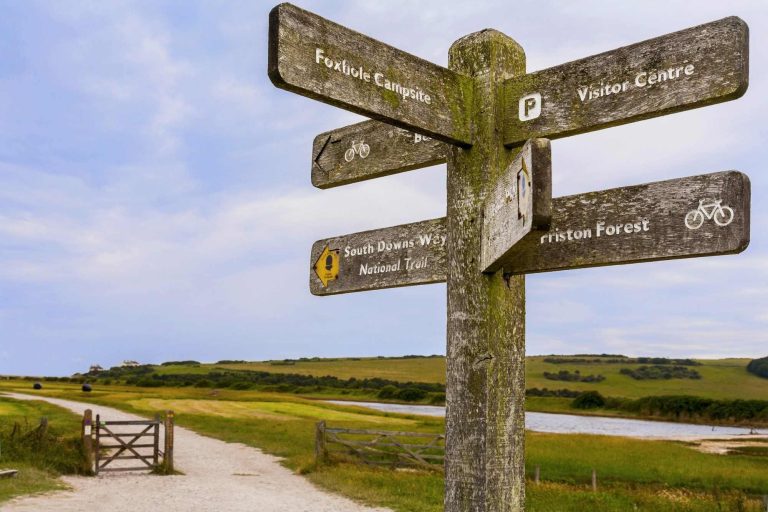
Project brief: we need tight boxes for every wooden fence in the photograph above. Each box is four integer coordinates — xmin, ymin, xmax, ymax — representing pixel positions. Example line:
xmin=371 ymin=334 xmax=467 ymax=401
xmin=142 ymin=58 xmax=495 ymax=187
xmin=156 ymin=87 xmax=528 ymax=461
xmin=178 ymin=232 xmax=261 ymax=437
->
xmin=315 ymin=421 xmax=444 ymax=471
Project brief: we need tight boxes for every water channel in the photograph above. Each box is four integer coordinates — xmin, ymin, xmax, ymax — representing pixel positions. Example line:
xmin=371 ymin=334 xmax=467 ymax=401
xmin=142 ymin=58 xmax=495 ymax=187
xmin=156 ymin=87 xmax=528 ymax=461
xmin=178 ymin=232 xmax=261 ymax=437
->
xmin=327 ymin=400 xmax=763 ymax=440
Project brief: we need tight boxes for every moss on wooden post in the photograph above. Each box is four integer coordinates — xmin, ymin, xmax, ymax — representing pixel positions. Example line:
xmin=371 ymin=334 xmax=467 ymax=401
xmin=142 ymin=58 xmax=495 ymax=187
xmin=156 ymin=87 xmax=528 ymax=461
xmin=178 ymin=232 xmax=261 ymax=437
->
xmin=445 ymin=30 xmax=526 ymax=511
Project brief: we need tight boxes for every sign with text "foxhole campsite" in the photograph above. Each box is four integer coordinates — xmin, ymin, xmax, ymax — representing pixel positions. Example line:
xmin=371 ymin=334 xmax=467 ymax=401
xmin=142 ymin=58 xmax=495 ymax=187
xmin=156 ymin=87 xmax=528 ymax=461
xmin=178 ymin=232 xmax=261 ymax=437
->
xmin=504 ymin=17 xmax=748 ymax=146
xmin=268 ymin=3 xmax=473 ymax=146
xmin=312 ymin=120 xmax=447 ymax=189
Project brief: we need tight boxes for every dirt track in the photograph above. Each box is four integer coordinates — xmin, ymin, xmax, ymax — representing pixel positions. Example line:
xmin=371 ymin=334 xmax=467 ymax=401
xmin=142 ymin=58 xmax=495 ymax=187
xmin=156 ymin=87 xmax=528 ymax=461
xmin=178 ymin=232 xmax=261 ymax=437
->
xmin=2 ymin=393 xmax=390 ymax=512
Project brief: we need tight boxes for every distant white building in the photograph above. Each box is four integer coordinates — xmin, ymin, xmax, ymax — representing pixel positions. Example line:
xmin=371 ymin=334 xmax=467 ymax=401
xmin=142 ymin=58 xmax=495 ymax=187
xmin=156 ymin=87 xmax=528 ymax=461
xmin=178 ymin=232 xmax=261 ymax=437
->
xmin=89 ymin=365 xmax=104 ymax=373
xmin=122 ymin=360 xmax=140 ymax=367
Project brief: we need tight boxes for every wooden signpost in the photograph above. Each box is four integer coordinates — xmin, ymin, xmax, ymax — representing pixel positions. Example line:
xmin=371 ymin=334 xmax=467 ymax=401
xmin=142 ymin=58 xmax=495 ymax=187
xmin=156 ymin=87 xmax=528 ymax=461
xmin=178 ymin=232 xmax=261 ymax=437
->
xmin=312 ymin=120 xmax=447 ymax=188
xmin=268 ymin=4 xmax=750 ymax=510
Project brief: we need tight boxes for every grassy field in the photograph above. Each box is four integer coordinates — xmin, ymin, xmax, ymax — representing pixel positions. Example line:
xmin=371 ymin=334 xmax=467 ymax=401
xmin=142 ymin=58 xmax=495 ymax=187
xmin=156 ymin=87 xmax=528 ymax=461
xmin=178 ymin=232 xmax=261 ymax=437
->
xmin=152 ymin=355 xmax=767 ymax=402
xmin=2 ymin=380 xmax=766 ymax=511
xmin=0 ymin=396 xmax=87 ymax=504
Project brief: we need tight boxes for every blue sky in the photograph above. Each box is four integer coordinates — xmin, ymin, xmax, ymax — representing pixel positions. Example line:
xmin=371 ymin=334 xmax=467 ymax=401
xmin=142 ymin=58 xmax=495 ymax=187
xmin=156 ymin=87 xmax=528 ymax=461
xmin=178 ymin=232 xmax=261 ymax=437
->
xmin=1 ymin=1 xmax=767 ymax=376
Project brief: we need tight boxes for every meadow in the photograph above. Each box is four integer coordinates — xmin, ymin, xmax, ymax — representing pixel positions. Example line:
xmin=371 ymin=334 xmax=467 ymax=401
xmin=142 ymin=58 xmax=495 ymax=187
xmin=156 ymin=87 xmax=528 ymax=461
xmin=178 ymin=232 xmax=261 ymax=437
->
xmin=1 ymin=379 xmax=766 ymax=511
xmin=0 ymin=396 xmax=87 ymax=503
xmin=157 ymin=355 xmax=766 ymax=401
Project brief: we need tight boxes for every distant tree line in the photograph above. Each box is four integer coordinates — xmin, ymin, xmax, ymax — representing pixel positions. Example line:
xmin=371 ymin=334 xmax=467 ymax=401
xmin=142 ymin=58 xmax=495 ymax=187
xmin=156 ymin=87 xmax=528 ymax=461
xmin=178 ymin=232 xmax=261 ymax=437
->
xmin=543 ymin=356 xmax=700 ymax=366
xmin=746 ymin=356 xmax=768 ymax=379
xmin=571 ymin=392 xmax=768 ymax=424
xmin=619 ymin=365 xmax=701 ymax=380
xmin=543 ymin=370 xmax=605 ymax=383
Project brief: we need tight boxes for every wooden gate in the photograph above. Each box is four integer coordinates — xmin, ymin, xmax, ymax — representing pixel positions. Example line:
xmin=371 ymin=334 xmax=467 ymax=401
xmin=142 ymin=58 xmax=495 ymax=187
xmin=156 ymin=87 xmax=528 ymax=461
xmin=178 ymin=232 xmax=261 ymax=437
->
xmin=94 ymin=414 xmax=161 ymax=475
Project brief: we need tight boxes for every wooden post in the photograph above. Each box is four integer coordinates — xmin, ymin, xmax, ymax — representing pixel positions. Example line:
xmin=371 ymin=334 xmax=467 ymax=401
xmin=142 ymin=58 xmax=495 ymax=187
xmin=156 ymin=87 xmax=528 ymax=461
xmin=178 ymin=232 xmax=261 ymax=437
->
xmin=153 ymin=413 xmax=160 ymax=468
xmin=762 ymin=494 xmax=767 ymax=512
xmin=445 ymin=30 xmax=527 ymax=512
xmin=534 ymin=465 xmax=540 ymax=485
xmin=163 ymin=410 xmax=175 ymax=473
xmin=315 ymin=421 xmax=326 ymax=464
xmin=81 ymin=409 xmax=94 ymax=475
xmin=38 ymin=417 xmax=48 ymax=437
xmin=592 ymin=469 xmax=598 ymax=492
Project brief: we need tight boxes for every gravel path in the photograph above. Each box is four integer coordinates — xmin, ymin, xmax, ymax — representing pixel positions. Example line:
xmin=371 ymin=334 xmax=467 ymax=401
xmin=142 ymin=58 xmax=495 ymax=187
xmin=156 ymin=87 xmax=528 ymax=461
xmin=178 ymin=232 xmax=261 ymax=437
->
xmin=2 ymin=393 xmax=391 ymax=512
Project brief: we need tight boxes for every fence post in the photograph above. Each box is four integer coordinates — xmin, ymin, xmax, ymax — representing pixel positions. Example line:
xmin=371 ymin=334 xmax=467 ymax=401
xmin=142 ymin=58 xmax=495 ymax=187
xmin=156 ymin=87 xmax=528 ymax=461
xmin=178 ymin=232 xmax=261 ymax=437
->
xmin=153 ymin=413 xmax=160 ymax=468
xmin=315 ymin=421 xmax=326 ymax=464
xmin=592 ymin=469 xmax=597 ymax=492
xmin=762 ymin=495 xmax=767 ymax=512
xmin=81 ymin=410 xmax=94 ymax=474
xmin=534 ymin=465 xmax=540 ymax=484
xmin=163 ymin=410 xmax=175 ymax=473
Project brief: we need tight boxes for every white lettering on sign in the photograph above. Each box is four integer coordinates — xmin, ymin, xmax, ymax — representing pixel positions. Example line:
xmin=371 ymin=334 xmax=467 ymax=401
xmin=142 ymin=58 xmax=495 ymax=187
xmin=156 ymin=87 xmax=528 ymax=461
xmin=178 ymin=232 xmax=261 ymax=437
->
xmin=540 ymin=219 xmax=650 ymax=244
xmin=343 ymin=232 xmax=446 ymax=258
xmin=519 ymin=93 xmax=542 ymax=121
xmin=315 ymin=48 xmax=432 ymax=105
xmin=359 ymin=257 xmax=431 ymax=276
xmin=577 ymin=63 xmax=696 ymax=104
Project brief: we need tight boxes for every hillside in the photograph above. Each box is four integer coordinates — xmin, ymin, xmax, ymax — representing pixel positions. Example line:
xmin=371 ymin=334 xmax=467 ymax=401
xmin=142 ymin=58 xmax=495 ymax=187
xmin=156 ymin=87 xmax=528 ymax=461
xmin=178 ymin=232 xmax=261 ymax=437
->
xmin=150 ymin=355 xmax=767 ymax=402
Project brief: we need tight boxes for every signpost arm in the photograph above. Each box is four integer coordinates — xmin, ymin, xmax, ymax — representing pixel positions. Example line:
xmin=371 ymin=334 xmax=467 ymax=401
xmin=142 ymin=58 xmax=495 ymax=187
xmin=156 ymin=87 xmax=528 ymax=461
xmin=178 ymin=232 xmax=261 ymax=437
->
xmin=446 ymin=30 xmax=526 ymax=511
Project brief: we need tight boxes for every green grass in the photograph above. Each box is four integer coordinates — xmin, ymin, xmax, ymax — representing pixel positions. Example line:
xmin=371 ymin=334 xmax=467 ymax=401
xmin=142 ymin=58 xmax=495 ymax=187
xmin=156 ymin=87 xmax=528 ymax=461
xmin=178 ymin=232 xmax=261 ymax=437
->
xmin=3 ymin=380 xmax=766 ymax=512
xmin=0 ymin=396 xmax=86 ymax=504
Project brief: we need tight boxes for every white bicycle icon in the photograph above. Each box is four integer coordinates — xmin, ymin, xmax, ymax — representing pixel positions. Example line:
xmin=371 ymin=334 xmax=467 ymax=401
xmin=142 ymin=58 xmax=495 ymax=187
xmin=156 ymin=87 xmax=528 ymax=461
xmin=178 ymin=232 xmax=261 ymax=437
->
xmin=684 ymin=199 xmax=734 ymax=230
xmin=344 ymin=140 xmax=370 ymax=162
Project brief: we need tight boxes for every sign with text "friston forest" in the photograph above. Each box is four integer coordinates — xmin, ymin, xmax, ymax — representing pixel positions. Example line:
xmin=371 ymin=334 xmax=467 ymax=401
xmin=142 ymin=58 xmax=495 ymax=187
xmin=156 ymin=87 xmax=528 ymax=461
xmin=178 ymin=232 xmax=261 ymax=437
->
xmin=269 ymin=3 xmax=473 ymax=146
xmin=504 ymin=17 xmax=748 ymax=146
xmin=309 ymin=171 xmax=750 ymax=294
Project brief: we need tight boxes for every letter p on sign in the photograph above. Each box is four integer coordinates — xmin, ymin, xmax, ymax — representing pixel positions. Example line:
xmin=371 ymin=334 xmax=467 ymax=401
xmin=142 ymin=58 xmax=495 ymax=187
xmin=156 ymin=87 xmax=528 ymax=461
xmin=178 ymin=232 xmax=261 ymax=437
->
xmin=519 ymin=93 xmax=541 ymax=121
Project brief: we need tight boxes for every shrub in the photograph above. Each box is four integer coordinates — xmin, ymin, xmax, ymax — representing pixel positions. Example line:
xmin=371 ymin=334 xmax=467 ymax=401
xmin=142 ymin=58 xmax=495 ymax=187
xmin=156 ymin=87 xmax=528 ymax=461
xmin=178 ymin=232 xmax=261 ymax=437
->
xmin=194 ymin=379 xmax=212 ymax=388
xmin=229 ymin=381 xmax=252 ymax=390
xmin=377 ymin=385 xmax=399 ymax=399
xmin=620 ymin=365 xmax=701 ymax=380
xmin=747 ymin=356 xmax=768 ymax=379
xmin=572 ymin=391 xmax=606 ymax=409
xmin=396 ymin=388 xmax=428 ymax=402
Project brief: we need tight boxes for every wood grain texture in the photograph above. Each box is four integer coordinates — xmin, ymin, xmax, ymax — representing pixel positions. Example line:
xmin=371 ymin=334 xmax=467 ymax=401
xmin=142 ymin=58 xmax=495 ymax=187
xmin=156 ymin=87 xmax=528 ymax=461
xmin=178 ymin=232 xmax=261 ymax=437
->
xmin=312 ymin=119 xmax=447 ymax=189
xmin=269 ymin=3 xmax=473 ymax=146
xmin=504 ymin=17 xmax=749 ymax=146
xmin=445 ymin=30 xmax=527 ymax=512
xmin=481 ymin=138 xmax=552 ymax=273
xmin=309 ymin=218 xmax=447 ymax=296
xmin=505 ymin=171 xmax=750 ymax=274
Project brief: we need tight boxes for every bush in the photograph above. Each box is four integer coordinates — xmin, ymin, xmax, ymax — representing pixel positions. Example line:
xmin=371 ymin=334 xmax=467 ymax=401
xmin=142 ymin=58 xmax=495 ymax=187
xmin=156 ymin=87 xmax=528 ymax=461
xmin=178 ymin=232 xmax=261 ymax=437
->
xmin=229 ymin=381 xmax=252 ymax=390
xmin=572 ymin=391 xmax=606 ymax=409
xmin=747 ymin=356 xmax=768 ymax=379
xmin=620 ymin=365 xmax=701 ymax=380
xmin=194 ymin=379 xmax=212 ymax=388
xmin=543 ymin=370 xmax=605 ymax=383
xmin=377 ymin=385 xmax=399 ymax=399
xmin=396 ymin=388 xmax=428 ymax=402
xmin=429 ymin=393 xmax=446 ymax=405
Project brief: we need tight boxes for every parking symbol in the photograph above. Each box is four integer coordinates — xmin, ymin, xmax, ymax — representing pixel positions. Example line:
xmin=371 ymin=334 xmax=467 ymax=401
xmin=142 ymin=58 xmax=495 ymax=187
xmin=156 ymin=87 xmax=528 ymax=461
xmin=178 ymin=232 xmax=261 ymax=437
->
xmin=518 ymin=93 xmax=542 ymax=121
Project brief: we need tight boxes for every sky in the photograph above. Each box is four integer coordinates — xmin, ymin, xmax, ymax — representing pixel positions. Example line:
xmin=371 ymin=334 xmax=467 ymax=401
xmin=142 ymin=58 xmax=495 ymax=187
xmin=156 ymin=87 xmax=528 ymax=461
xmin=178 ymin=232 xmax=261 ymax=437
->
xmin=1 ymin=1 xmax=767 ymax=376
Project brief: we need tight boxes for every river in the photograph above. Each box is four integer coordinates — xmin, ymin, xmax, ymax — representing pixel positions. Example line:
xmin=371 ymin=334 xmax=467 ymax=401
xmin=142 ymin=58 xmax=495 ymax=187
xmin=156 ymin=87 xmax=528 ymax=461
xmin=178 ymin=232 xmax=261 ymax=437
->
xmin=326 ymin=400 xmax=763 ymax=440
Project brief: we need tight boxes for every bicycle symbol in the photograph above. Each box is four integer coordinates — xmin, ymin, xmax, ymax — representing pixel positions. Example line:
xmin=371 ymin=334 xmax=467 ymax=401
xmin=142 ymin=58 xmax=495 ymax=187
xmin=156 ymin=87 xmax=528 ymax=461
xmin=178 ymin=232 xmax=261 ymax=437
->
xmin=344 ymin=140 xmax=370 ymax=162
xmin=684 ymin=198 xmax=734 ymax=230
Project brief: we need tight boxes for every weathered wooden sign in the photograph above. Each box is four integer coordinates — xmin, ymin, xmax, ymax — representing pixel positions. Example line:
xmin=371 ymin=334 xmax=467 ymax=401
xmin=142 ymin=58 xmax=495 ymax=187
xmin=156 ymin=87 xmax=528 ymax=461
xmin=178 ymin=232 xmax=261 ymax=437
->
xmin=268 ymin=3 xmax=473 ymax=146
xmin=310 ymin=218 xmax=446 ymax=296
xmin=481 ymin=138 xmax=552 ymax=273
xmin=504 ymin=17 xmax=749 ymax=146
xmin=312 ymin=120 xmax=447 ymax=188
xmin=506 ymin=170 xmax=750 ymax=274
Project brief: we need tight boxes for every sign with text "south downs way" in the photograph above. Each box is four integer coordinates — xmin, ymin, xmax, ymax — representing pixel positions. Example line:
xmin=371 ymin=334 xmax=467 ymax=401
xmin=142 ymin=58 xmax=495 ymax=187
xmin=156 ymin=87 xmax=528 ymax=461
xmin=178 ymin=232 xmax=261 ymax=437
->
xmin=309 ymin=171 xmax=749 ymax=294
xmin=504 ymin=17 xmax=749 ymax=146
xmin=269 ymin=3 xmax=473 ymax=146
xmin=312 ymin=120 xmax=447 ymax=189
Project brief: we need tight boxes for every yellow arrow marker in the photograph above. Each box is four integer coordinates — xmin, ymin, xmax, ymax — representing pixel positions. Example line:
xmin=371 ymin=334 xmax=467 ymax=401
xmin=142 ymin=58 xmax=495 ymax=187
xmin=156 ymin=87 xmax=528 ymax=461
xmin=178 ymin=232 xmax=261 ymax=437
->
xmin=314 ymin=245 xmax=340 ymax=287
